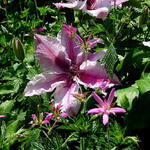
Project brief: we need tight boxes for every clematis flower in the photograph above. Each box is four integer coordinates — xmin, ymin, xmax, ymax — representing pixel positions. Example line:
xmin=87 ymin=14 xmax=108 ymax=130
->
xmin=53 ymin=0 xmax=128 ymax=19
xmin=88 ymin=88 xmax=126 ymax=125
xmin=24 ymin=24 xmax=120 ymax=115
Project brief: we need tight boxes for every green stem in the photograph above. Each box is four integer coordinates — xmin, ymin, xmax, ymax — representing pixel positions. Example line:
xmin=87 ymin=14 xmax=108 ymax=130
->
xmin=80 ymin=137 xmax=85 ymax=150
xmin=34 ymin=0 xmax=39 ymax=19
xmin=106 ymin=124 xmax=110 ymax=150
xmin=42 ymin=130 xmax=51 ymax=142
xmin=48 ymin=120 xmax=58 ymax=135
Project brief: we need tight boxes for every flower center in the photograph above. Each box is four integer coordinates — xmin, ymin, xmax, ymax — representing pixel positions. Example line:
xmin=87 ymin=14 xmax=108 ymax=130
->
xmin=87 ymin=0 xmax=96 ymax=10
xmin=68 ymin=64 xmax=79 ymax=78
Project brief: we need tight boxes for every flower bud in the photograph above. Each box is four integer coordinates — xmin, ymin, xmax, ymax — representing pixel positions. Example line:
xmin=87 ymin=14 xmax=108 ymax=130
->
xmin=139 ymin=7 xmax=149 ymax=27
xmin=12 ymin=38 xmax=25 ymax=61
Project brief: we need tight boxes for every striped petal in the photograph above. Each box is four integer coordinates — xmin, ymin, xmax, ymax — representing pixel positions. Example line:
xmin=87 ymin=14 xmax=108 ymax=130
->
xmin=24 ymin=73 xmax=66 ymax=96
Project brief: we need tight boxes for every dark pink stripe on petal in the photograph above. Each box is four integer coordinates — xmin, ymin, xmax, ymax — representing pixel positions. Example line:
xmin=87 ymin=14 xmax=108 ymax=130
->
xmin=35 ymin=34 xmax=70 ymax=72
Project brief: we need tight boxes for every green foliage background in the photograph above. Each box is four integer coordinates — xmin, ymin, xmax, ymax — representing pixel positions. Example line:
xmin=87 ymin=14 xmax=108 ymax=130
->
xmin=0 ymin=0 xmax=150 ymax=149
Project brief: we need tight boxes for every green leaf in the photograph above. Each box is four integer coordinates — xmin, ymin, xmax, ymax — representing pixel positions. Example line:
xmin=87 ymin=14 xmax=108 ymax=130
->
xmin=0 ymin=100 xmax=15 ymax=114
xmin=116 ymin=86 xmax=139 ymax=110
xmin=100 ymin=44 xmax=118 ymax=78
xmin=136 ymin=78 xmax=150 ymax=94
xmin=17 ymin=111 xmax=26 ymax=121
xmin=6 ymin=120 xmax=19 ymax=137
xmin=125 ymin=0 xmax=141 ymax=8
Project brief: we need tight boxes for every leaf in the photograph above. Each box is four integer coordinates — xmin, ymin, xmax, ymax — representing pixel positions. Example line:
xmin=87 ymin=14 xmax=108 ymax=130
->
xmin=115 ymin=86 xmax=139 ymax=110
xmin=17 ymin=111 xmax=26 ymax=121
xmin=100 ymin=44 xmax=118 ymax=78
xmin=136 ymin=78 xmax=150 ymax=94
xmin=125 ymin=0 xmax=141 ymax=8
xmin=6 ymin=120 xmax=19 ymax=137
xmin=0 ymin=100 xmax=15 ymax=114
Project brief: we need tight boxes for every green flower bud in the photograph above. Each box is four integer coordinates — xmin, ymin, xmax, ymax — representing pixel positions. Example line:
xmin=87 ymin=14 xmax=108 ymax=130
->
xmin=12 ymin=38 xmax=25 ymax=61
xmin=139 ymin=7 xmax=149 ymax=27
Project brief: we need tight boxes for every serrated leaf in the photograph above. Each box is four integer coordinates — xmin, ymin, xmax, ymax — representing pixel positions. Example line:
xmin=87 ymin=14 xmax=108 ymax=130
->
xmin=0 ymin=100 xmax=15 ymax=114
xmin=17 ymin=112 xmax=26 ymax=121
xmin=100 ymin=44 xmax=118 ymax=78
xmin=6 ymin=120 xmax=19 ymax=137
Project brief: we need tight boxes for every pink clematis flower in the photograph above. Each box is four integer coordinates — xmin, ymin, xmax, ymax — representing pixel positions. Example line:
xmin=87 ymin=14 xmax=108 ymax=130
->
xmin=24 ymin=24 xmax=120 ymax=115
xmin=88 ymin=88 xmax=126 ymax=125
xmin=53 ymin=0 xmax=128 ymax=20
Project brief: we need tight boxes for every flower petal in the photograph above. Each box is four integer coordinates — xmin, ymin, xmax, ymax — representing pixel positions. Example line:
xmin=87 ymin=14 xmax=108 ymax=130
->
xmin=0 ymin=115 xmax=6 ymax=118
xmin=103 ymin=113 xmax=109 ymax=125
xmin=54 ymin=82 xmax=81 ymax=116
xmin=109 ymin=107 xmax=126 ymax=113
xmin=92 ymin=92 xmax=104 ymax=106
xmin=35 ymin=34 xmax=70 ymax=73
xmin=78 ymin=61 xmax=120 ymax=90
xmin=24 ymin=73 xmax=66 ymax=96
xmin=59 ymin=25 xmax=82 ymax=64
xmin=76 ymin=50 xmax=106 ymax=67
xmin=87 ymin=50 xmax=106 ymax=61
xmin=43 ymin=113 xmax=53 ymax=124
xmin=88 ymin=108 xmax=104 ymax=114
xmin=60 ymin=112 xmax=69 ymax=117
xmin=54 ymin=0 xmax=86 ymax=9
xmin=85 ymin=7 xmax=109 ymax=20
xmin=107 ymin=88 xmax=115 ymax=105
xmin=111 ymin=0 xmax=128 ymax=6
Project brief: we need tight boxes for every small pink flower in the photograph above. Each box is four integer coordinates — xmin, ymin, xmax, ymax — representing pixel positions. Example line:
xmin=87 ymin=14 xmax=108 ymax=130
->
xmin=43 ymin=103 xmax=69 ymax=124
xmin=30 ymin=113 xmax=45 ymax=127
xmin=88 ymin=88 xmax=126 ymax=125
xmin=0 ymin=115 xmax=6 ymax=118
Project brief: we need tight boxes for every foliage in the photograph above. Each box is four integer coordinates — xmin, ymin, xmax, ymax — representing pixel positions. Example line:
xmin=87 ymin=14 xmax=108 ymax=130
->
xmin=0 ymin=0 xmax=150 ymax=149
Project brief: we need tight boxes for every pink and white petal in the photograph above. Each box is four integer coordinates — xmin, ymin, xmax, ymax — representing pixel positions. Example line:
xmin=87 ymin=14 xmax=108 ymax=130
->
xmin=94 ymin=0 xmax=111 ymax=9
xmin=54 ymin=0 xmax=87 ymax=9
xmin=78 ymin=61 xmax=120 ymax=90
xmin=59 ymin=25 xmax=82 ymax=64
xmin=107 ymin=88 xmax=115 ymax=105
xmin=88 ymin=38 xmax=103 ymax=48
xmin=87 ymin=50 xmax=106 ymax=61
xmin=92 ymin=92 xmax=104 ymax=106
xmin=85 ymin=7 xmax=110 ymax=20
xmin=88 ymin=108 xmax=104 ymax=114
xmin=54 ymin=82 xmax=81 ymax=116
xmin=76 ymin=50 xmax=106 ymax=66
xmin=109 ymin=107 xmax=126 ymax=114
xmin=35 ymin=34 xmax=70 ymax=73
xmin=24 ymin=73 xmax=66 ymax=96
xmin=111 ymin=0 xmax=128 ymax=6
xmin=103 ymin=113 xmax=109 ymax=125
